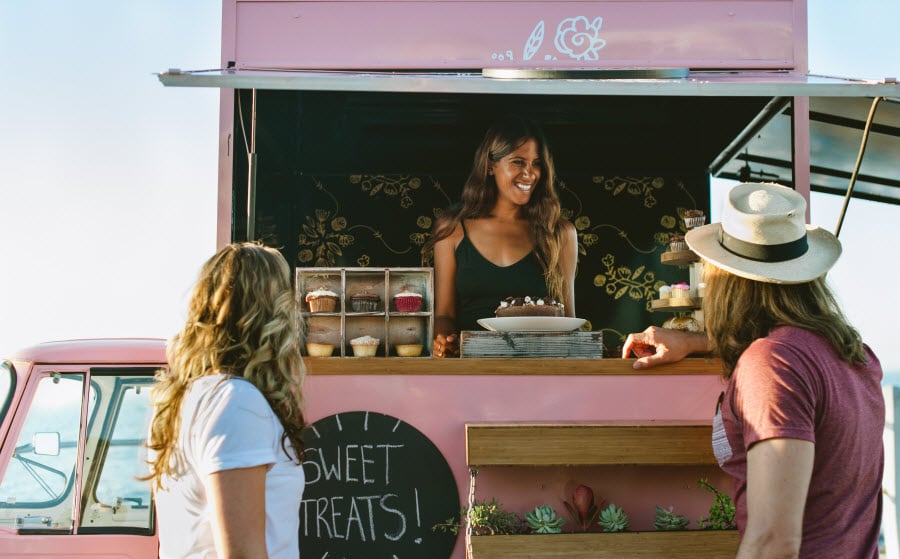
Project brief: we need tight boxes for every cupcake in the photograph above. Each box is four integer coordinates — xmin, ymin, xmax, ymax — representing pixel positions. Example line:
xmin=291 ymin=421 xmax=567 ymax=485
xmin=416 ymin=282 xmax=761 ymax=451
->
xmin=392 ymin=288 xmax=423 ymax=313
xmin=671 ymin=282 xmax=691 ymax=300
xmin=305 ymin=287 xmax=339 ymax=313
xmin=683 ymin=209 xmax=706 ymax=229
xmin=669 ymin=234 xmax=687 ymax=252
xmin=350 ymin=335 xmax=380 ymax=357
xmin=350 ymin=291 xmax=381 ymax=312
xmin=395 ymin=344 xmax=423 ymax=357
xmin=306 ymin=342 xmax=335 ymax=357
xmin=658 ymin=285 xmax=672 ymax=300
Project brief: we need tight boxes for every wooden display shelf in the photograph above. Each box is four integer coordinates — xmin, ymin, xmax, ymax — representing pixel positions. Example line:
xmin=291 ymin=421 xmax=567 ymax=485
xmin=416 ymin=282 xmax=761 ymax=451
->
xmin=660 ymin=250 xmax=699 ymax=266
xmin=466 ymin=422 xmax=715 ymax=466
xmin=468 ymin=530 xmax=738 ymax=558
xmin=651 ymin=297 xmax=701 ymax=311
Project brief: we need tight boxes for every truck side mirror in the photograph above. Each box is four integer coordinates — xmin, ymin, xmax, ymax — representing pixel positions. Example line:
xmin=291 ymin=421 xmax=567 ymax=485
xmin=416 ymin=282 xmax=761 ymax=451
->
xmin=33 ymin=432 xmax=60 ymax=456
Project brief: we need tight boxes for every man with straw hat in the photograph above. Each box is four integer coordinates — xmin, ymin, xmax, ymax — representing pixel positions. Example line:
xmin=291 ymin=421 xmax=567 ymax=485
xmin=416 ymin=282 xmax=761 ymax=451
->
xmin=623 ymin=183 xmax=883 ymax=558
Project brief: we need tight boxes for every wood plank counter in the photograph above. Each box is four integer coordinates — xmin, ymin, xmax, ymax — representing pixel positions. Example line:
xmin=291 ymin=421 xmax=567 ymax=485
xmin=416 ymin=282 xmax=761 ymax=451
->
xmin=305 ymin=357 xmax=722 ymax=376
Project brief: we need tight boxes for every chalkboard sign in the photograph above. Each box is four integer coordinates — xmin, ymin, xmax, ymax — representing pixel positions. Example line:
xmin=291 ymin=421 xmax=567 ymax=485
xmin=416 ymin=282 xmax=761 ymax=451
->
xmin=300 ymin=411 xmax=459 ymax=558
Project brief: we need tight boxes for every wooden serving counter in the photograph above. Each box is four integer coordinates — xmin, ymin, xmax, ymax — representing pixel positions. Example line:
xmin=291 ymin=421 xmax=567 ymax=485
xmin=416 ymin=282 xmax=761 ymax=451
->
xmin=305 ymin=356 xmax=722 ymax=376
xmin=300 ymin=357 xmax=734 ymax=558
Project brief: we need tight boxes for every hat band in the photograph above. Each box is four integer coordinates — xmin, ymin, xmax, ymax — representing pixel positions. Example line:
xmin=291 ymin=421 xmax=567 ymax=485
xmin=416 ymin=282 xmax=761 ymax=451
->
xmin=719 ymin=230 xmax=808 ymax=262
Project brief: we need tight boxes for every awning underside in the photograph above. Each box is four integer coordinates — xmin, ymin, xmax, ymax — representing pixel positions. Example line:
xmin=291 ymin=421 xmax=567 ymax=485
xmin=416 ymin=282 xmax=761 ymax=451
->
xmin=712 ymin=97 xmax=900 ymax=206
xmin=159 ymin=68 xmax=900 ymax=205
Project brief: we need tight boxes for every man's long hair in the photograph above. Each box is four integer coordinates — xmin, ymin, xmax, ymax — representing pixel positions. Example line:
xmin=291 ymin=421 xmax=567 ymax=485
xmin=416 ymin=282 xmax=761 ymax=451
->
xmin=702 ymin=263 xmax=867 ymax=377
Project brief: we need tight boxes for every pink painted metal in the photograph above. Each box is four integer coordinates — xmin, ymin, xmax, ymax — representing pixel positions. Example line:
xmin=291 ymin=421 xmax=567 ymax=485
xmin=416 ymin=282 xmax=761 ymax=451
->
xmin=226 ymin=0 xmax=797 ymax=70
xmin=303 ymin=372 xmax=729 ymax=557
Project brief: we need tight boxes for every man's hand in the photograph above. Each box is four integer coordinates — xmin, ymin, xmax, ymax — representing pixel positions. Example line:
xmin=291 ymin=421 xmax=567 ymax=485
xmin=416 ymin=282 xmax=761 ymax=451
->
xmin=621 ymin=326 xmax=710 ymax=369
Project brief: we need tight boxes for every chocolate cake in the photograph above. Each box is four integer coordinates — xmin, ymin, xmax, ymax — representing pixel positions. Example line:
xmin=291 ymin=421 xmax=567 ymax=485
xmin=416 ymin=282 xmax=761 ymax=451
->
xmin=495 ymin=296 xmax=565 ymax=318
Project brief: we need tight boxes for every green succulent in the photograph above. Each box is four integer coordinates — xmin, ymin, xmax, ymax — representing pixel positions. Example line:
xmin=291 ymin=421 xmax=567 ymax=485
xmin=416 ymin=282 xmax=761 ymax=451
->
xmin=598 ymin=503 xmax=629 ymax=532
xmin=525 ymin=505 xmax=566 ymax=534
xmin=432 ymin=498 xmax=524 ymax=536
xmin=654 ymin=505 xmax=689 ymax=531
xmin=697 ymin=478 xmax=737 ymax=530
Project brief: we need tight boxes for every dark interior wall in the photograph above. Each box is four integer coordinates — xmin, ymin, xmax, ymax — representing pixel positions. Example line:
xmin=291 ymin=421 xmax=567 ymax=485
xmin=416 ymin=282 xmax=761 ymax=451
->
xmin=232 ymin=90 xmax=768 ymax=354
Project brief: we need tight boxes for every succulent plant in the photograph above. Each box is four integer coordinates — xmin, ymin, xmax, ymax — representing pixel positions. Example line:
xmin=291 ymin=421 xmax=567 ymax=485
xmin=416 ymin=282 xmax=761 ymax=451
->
xmin=432 ymin=498 xmax=524 ymax=536
xmin=697 ymin=478 xmax=737 ymax=530
xmin=598 ymin=503 xmax=629 ymax=532
xmin=525 ymin=505 xmax=566 ymax=534
xmin=563 ymin=484 xmax=602 ymax=531
xmin=654 ymin=505 xmax=689 ymax=531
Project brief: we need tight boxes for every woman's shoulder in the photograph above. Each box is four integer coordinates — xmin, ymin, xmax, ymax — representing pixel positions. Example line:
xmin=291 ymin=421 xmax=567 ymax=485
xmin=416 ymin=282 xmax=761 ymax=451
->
xmin=189 ymin=374 xmax=267 ymax=409
xmin=434 ymin=215 xmax=464 ymax=245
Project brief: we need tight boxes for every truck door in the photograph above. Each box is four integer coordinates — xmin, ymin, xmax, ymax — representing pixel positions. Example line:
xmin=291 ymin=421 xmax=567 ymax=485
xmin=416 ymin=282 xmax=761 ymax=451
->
xmin=0 ymin=366 xmax=158 ymax=558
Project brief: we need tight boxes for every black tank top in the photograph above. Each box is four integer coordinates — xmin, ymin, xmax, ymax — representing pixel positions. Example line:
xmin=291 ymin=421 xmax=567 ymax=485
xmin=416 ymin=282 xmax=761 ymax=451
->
xmin=455 ymin=222 xmax=548 ymax=331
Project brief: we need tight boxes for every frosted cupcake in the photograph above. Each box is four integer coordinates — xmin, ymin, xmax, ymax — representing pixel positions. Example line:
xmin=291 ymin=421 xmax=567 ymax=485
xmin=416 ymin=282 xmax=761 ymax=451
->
xmin=669 ymin=234 xmax=687 ymax=252
xmin=350 ymin=335 xmax=380 ymax=357
xmin=671 ymin=282 xmax=691 ymax=300
xmin=305 ymin=287 xmax=339 ymax=313
xmin=683 ymin=209 xmax=706 ymax=229
xmin=350 ymin=291 xmax=381 ymax=312
xmin=658 ymin=285 xmax=672 ymax=300
xmin=392 ymin=287 xmax=423 ymax=312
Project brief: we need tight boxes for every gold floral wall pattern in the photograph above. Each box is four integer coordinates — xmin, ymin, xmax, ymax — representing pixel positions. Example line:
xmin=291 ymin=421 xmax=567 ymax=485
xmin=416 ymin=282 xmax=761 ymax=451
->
xmin=256 ymin=170 xmax=707 ymax=356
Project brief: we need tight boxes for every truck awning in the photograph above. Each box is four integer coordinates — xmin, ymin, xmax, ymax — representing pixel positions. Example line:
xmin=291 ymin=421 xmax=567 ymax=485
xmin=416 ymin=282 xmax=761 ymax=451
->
xmin=158 ymin=68 xmax=899 ymax=98
xmin=158 ymin=68 xmax=900 ymax=205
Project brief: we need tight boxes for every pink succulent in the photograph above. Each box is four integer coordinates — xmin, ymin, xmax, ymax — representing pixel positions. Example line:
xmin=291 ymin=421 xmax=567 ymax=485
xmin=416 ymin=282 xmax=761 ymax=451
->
xmin=563 ymin=484 xmax=603 ymax=531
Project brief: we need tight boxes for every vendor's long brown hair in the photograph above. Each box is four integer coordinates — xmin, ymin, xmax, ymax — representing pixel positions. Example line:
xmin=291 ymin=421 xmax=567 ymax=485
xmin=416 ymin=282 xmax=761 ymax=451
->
xmin=145 ymin=242 xmax=306 ymax=489
xmin=422 ymin=116 xmax=568 ymax=303
xmin=702 ymin=263 xmax=867 ymax=378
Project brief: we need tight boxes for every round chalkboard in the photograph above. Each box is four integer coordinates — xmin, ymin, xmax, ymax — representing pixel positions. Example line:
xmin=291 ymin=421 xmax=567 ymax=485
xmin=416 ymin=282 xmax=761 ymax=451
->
xmin=299 ymin=411 xmax=459 ymax=558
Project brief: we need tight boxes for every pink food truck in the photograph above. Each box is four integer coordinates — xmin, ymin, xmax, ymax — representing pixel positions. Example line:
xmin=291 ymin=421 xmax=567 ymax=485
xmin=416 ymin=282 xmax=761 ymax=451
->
xmin=2 ymin=0 xmax=898 ymax=557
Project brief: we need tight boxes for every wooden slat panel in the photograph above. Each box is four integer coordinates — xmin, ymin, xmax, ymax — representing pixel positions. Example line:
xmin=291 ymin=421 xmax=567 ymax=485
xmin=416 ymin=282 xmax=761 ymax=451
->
xmin=466 ymin=423 xmax=715 ymax=466
xmin=469 ymin=531 xmax=739 ymax=559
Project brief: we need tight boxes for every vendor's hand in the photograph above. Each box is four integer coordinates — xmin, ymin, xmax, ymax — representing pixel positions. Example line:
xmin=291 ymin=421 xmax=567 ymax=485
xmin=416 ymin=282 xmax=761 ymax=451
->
xmin=433 ymin=333 xmax=459 ymax=358
xmin=621 ymin=326 xmax=710 ymax=370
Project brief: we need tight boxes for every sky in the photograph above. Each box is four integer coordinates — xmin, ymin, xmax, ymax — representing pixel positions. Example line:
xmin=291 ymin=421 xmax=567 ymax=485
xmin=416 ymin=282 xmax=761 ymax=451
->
xmin=1 ymin=1 xmax=899 ymax=373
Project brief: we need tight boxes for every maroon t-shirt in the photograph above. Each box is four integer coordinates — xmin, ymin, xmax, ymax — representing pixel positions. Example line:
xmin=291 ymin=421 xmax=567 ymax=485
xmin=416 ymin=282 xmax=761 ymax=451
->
xmin=712 ymin=325 xmax=883 ymax=558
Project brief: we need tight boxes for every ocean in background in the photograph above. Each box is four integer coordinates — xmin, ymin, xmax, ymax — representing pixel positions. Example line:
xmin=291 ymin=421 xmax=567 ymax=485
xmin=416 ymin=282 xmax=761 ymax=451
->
xmin=883 ymin=371 xmax=900 ymax=387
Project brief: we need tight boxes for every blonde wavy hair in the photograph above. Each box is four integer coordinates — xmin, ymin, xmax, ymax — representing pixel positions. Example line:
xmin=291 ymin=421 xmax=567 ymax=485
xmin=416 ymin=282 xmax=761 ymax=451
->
xmin=702 ymin=262 xmax=867 ymax=378
xmin=145 ymin=242 xmax=306 ymax=489
xmin=422 ymin=116 xmax=568 ymax=303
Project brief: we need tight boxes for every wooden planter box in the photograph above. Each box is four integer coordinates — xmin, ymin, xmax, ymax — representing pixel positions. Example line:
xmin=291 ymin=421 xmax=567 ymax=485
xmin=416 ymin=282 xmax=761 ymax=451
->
xmin=469 ymin=530 xmax=739 ymax=558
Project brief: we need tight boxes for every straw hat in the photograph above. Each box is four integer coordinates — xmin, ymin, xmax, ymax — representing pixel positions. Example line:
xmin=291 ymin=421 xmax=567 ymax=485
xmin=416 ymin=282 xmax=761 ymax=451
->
xmin=685 ymin=183 xmax=842 ymax=284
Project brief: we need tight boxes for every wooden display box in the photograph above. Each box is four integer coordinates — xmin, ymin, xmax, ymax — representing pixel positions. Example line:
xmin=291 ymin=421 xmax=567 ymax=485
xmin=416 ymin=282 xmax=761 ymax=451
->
xmin=296 ymin=267 xmax=433 ymax=357
xmin=460 ymin=331 xmax=603 ymax=358
xmin=468 ymin=530 xmax=739 ymax=558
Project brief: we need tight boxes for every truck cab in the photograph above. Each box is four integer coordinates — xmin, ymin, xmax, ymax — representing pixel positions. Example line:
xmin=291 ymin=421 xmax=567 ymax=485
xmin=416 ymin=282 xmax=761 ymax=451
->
xmin=0 ymin=339 xmax=165 ymax=557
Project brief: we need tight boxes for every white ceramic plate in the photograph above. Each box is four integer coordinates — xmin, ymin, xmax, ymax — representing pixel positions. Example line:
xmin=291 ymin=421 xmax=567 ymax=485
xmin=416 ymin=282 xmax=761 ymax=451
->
xmin=476 ymin=316 xmax=586 ymax=332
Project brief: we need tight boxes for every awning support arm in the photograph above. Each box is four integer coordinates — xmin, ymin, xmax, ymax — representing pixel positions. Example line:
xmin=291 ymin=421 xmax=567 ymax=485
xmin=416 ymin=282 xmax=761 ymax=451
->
xmin=835 ymin=96 xmax=885 ymax=237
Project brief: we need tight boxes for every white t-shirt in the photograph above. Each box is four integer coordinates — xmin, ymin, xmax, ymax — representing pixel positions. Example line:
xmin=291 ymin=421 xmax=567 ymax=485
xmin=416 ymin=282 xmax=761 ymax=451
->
xmin=155 ymin=374 xmax=305 ymax=559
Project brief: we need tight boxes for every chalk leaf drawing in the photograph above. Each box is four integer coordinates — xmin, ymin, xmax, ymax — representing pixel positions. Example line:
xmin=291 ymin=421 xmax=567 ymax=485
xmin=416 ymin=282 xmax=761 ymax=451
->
xmin=554 ymin=16 xmax=606 ymax=61
xmin=523 ymin=21 xmax=545 ymax=61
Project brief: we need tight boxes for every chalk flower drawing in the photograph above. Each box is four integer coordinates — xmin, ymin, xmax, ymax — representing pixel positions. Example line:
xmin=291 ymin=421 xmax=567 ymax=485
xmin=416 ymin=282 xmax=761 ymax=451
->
xmin=554 ymin=16 xmax=606 ymax=60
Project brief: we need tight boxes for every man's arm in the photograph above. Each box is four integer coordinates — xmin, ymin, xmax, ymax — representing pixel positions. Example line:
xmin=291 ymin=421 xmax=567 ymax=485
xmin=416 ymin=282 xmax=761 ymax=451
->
xmin=737 ymin=438 xmax=813 ymax=559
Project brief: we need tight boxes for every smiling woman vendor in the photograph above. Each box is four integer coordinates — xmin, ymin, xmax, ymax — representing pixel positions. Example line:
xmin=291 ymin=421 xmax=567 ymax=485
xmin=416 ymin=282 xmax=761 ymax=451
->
xmin=423 ymin=116 xmax=578 ymax=358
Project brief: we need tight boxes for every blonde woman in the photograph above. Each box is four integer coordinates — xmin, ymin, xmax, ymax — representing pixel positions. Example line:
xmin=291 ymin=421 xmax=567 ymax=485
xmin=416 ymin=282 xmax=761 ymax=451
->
xmin=424 ymin=116 xmax=578 ymax=357
xmin=146 ymin=242 xmax=306 ymax=559
xmin=623 ymin=183 xmax=883 ymax=558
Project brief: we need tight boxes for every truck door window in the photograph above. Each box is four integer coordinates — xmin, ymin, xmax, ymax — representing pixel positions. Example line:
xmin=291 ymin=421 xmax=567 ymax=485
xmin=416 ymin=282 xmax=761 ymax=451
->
xmin=0 ymin=361 xmax=13 ymax=424
xmin=0 ymin=373 xmax=89 ymax=532
xmin=79 ymin=372 xmax=155 ymax=534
